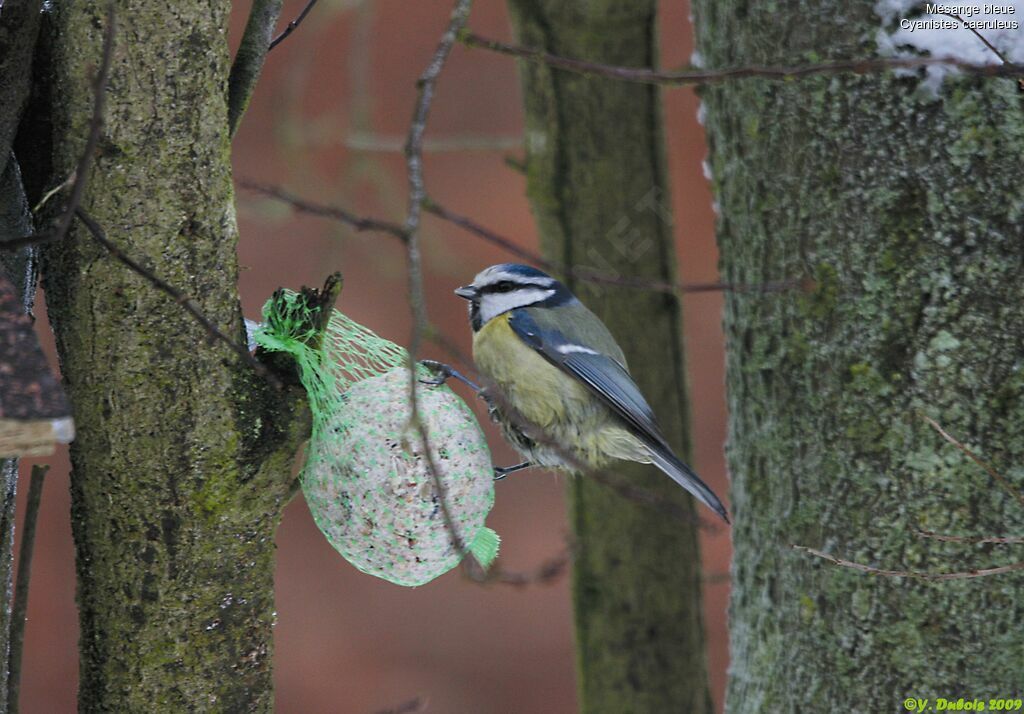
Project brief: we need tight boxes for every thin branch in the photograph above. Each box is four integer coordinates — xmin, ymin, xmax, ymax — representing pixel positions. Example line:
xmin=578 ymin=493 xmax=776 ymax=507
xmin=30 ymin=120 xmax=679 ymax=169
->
xmin=238 ymin=180 xmax=407 ymax=239
xmin=402 ymin=0 xmax=474 ymax=561
xmin=424 ymin=198 xmax=807 ymax=295
xmin=792 ymin=544 xmax=1024 ymax=580
xmin=459 ymin=30 xmax=1024 ymax=86
xmin=915 ymin=529 xmax=1024 ymax=545
xmin=74 ymin=208 xmax=279 ymax=388
xmin=373 ymin=695 xmax=426 ymax=714
xmin=422 ymin=196 xmax=541 ymax=263
xmin=242 ymin=183 xmax=806 ymax=296
xmin=702 ymin=571 xmax=731 ymax=585
xmin=228 ymin=0 xmax=283 ymax=135
xmin=269 ymin=0 xmax=320 ymax=51
xmin=49 ymin=2 xmax=116 ymax=247
xmin=7 ymin=465 xmax=48 ymax=714
xmin=346 ymin=131 xmax=522 ymax=153
xmin=483 ymin=548 xmax=572 ymax=587
xmin=0 ymin=232 xmax=62 ymax=252
xmin=32 ymin=172 xmax=76 ymax=214
xmin=504 ymin=155 xmax=527 ymax=174
xmin=939 ymin=13 xmax=1011 ymax=65
xmin=921 ymin=414 xmax=1024 ymax=509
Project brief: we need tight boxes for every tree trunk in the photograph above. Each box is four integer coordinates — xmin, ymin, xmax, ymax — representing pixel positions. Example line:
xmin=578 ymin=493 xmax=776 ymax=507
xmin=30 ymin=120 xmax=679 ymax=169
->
xmin=693 ymin=3 xmax=1024 ymax=710
xmin=508 ymin=2 xmax=712 ymax=712
xmin=33 ymin=4 xmax=306 ymax=710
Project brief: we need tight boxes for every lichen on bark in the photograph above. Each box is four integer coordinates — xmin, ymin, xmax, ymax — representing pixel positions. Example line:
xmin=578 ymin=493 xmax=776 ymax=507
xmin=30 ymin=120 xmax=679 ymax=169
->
xmin=33 ymin=3 xmax=308 ymax=710
xmin=693 ymin=2 xmax=1024 ymax=710
xmin=509 ymin=1 xmax=713 ymax=712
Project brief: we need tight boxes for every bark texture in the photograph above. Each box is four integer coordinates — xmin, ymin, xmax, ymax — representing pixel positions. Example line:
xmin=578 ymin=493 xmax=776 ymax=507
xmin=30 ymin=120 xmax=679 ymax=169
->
xmin=36 ymin=3 xmax=307 ymax=710
xmin=227 ymin=0 xmax=283 ymax=136
xmin=508 ymin=2 xmax=712 ymax=712
xmin=693 ymin=3 xmax=1024 ymax=710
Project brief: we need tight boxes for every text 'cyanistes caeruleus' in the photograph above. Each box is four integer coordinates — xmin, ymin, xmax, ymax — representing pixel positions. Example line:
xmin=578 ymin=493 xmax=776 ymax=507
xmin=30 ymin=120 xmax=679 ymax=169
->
xmin=452 ymin=263 xmax=729 ymax=523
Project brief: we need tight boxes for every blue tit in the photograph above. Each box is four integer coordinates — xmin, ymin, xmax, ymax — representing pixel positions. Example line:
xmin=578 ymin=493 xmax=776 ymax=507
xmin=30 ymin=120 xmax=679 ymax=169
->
xmin=454 ymin=263 xmax=729 ymax=523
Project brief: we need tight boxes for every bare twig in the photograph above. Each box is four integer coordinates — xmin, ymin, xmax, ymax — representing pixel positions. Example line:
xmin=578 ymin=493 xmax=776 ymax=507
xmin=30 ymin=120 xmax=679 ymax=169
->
xmin=484 ymin=548 xmax=572 ymax=588
xmin=239 ymin=180 xmax=407 ymax=239
xmin=269 ymin=0 xmax=321 ymax=51
xmin=402 ymin=0 xmax=474 ymax=560
xmin=503 ymin=155 xmax=527 ymax=174
xmin=32 ymin=172 xmax=76 ymax=214
xmin=0 ymin=232 xmax=61 ymax=252
xmin=7 ymin=464 xmax=48 ymax=714
xmin=74 ymin=208 xmax=279 ymax=387
xmin=939 ymin=13 xmax=1011 ymax=65
xmin=915 ymin=529 xmax=1024 ymax=545
xmin=921 ymin=414 xmax=1024 ymax=509
xmin=228 ymin=0 xmax=284 ymax=135
xmin=460 ymin=30 xmax=1024 ymax=86
xmin=346 ymin=131 xmax=522 ymax=153
xmin=241 ymin=183 xmax=805 ymax=296
xmin=702 ymin=571 xmax=731 ymax=585
xmin=424 ymin=198 xmax=807 ymax=296
xmin=373 ymin=695 xmax=426 ymax=714
xmin=422 ymin=196 xmax=542 ymax=264
xmin=792 ymin=544 xmax=1024 ymax=580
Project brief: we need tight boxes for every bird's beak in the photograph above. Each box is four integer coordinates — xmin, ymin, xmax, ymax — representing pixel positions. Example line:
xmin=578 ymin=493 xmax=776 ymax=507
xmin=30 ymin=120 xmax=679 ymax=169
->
xmin=454 ymin=285 xmax=478 ymax=300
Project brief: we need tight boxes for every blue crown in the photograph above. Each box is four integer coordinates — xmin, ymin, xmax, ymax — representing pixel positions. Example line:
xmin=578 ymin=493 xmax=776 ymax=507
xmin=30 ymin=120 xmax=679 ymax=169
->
xmin=492 ymin=263 xmax=553 ymax=280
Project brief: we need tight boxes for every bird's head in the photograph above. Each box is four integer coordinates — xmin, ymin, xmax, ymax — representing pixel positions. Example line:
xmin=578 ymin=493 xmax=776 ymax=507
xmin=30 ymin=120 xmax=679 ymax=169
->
xmin=455 ymin=263 xmax=574 ymax=331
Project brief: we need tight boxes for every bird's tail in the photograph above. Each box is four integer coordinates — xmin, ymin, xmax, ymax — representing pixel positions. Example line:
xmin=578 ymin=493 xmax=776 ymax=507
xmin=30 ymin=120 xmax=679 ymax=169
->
xmin=647 ymin=445 xmax=730 ymax=523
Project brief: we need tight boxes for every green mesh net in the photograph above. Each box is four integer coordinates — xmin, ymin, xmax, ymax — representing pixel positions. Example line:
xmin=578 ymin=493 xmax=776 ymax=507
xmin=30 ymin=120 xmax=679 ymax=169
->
xmin=253 ymin=290 xmax=498 ymax=587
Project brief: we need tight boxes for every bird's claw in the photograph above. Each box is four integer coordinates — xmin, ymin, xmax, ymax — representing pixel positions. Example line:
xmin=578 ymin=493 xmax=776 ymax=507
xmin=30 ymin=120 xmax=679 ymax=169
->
xmin=418 ymin=360 xmax=450 ymax=386
xmin=493 ymin=461 xmax=533 ymax=480
xmin=418 ymin=360 xmax=482 ymax=392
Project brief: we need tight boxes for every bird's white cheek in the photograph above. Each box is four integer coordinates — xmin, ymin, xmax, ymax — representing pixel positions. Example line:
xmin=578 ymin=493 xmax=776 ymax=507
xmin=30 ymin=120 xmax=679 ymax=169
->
xmin=478 ymin=288 xmax=554 ymax=323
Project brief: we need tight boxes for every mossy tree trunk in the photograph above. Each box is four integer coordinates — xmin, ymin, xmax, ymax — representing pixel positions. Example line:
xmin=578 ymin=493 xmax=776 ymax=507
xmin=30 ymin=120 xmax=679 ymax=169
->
xmin=508 ymin=2 xmax=712 ymax=712
xmin=693 ymin=3 xmax=1024 ymax=710
xmin=21 ymin=3 xmax=307 ymax=710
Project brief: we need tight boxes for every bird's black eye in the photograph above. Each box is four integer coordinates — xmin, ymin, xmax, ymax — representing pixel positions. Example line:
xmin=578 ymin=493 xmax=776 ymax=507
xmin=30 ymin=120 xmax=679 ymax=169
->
xmin=495 ymin=281 xmax=514 ymax=292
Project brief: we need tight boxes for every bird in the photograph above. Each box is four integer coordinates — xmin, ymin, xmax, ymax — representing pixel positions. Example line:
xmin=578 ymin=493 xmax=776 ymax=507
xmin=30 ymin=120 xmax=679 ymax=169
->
xmin=447 ymin=262 xmax=729 ymax=523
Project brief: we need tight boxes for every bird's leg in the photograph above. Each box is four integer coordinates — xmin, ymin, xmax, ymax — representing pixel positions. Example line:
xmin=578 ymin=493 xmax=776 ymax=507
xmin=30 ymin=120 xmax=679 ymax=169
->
xmin=418 ymin=359 xmax=482 ymax=393
xmin=419 ymin=361 xmax=501 ymax=421
xmin=493 ymin=461 xmax=533 ymax=480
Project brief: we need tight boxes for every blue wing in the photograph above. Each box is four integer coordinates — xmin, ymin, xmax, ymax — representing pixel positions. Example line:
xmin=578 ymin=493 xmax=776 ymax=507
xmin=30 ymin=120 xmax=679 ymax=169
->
xmin=508 ymin=308 xmax=729 ymax=522
xmin=508 ymin=309 xmax=669 ymax=450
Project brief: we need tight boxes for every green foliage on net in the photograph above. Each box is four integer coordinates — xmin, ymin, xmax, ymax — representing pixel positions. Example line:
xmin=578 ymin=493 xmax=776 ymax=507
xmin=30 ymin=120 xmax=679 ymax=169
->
xmin=254 ymin=290 xmax=498 ymax=587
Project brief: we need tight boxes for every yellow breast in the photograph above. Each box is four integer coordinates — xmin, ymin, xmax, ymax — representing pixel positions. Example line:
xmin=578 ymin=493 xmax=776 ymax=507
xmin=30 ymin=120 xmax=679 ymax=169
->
xmin=472 ymin=313 xmax=649 ymax=469
xmin=472 ymin=313 xmax=592 ymax=429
